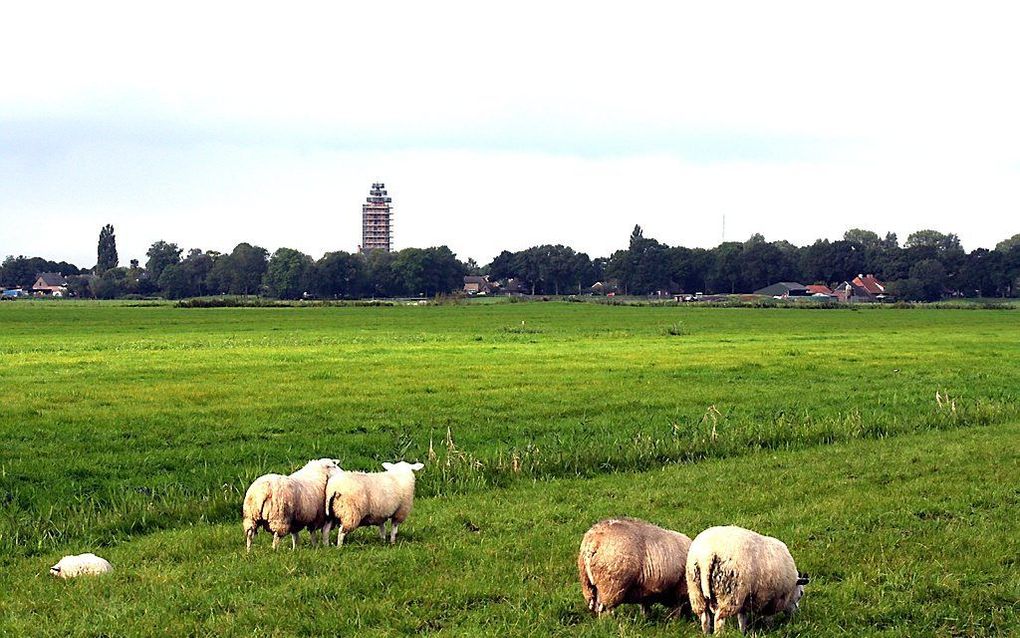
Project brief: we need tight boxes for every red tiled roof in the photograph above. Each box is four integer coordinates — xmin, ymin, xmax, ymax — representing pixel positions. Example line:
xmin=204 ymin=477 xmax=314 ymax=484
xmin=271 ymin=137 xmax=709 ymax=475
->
xmin=852 ymin=274 xmax=885 ymax=294
xmin=806 ymin=284 xmax=833 ymax=295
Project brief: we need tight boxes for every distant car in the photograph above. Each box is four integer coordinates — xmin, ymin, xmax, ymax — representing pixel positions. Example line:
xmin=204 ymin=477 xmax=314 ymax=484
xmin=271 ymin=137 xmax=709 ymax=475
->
xmin=2 ymin=289 xmax=27 ymax=300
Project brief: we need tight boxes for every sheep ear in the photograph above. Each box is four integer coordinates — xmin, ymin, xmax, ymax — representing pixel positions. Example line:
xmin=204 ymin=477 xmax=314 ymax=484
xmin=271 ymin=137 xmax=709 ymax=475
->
xmin=382 ymin=462 xmax=395 ymax=471
xmin=410 ymin=462 xmax=424 ymax=471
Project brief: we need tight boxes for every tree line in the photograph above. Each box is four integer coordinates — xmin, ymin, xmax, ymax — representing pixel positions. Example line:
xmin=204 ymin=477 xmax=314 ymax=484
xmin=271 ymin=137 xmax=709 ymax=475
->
xmin=2 ymin=224 xmax=1020 ymax=301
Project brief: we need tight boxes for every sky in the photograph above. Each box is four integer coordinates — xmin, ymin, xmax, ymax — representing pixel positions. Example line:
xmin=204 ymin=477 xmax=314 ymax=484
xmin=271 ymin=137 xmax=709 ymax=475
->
xmin=2 ymin=2 xmax=1019 ymax=268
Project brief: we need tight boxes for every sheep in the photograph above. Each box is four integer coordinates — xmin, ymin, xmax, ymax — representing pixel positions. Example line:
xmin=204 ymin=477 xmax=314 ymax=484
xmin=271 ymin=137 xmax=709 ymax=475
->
xmin=685 ymin=525 xmax=809 ymax=634
xmin=577 ymin=517 xmax=692 ymax=617
xmin=49 ymin=553 xmax=113 ymax=579
xmin=325 ymin=461 xmax=424 ymax=547
xmin=242 ymin=458 xmax=340 ymax=552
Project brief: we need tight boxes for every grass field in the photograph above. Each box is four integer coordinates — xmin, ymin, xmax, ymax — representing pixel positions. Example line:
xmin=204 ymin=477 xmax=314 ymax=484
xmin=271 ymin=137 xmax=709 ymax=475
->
xmin=1 ymin=301 xmax=1018 ymax=635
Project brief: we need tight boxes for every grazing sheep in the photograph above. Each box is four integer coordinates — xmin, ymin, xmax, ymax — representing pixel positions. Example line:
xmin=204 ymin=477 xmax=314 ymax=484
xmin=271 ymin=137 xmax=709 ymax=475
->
xmin=577 ymin=517 xmax=692 ymax=617
xmin=49 ymin=553 xmax=113 ymax=579
xmin=242 ymin=458 xmax=340 ymax=552
xmin=686 ymin=525 xmax=809 ymax=634
xmin=325 ymin=461 xmax=424 ymax=546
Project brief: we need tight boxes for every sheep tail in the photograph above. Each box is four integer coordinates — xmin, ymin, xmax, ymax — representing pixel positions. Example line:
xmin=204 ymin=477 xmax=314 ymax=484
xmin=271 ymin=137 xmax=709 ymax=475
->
xmin=326 ymin=492 xmax=335 ymax=519
xmin=578 ymin=543 xmax=598 ymax=612
xmin=701 ymin=554 xmax=718 ymax=605
xmin=260 ymin=493 xmax=273 ymax=522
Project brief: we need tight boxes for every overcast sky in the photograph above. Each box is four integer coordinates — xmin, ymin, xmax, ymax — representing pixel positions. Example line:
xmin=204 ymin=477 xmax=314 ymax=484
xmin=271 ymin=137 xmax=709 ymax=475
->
xmin=2 ymin=2 xmax=1019 ymax=267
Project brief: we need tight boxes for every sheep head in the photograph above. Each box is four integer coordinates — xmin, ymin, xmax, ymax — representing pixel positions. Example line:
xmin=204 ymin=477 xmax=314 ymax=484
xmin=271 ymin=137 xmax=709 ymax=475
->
xmin=790 ymin=573 xmax=809 ymax=612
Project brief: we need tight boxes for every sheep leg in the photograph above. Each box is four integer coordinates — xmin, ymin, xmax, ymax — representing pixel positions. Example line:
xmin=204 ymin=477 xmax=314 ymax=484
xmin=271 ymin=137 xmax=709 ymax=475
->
xmin=336 ymin=530 xmax=346 ymax=548
xmin=308 ymin=529 xmax=318 ymax=546
xmin=389 ymin=523 xmax=399 ymax=544
xmin=714 ymin=613 xmax=727 ymax=634
xmin=272 ymin=533 xmax=281 ymax=550
xmin=291 ymin=532 xmax=298 ymax=550
xmin=378 ymin=523 xmax=387 ymax=542
xmin=321 ymin=521 xmax=333 ymax=546
xmin=699 ymin=610 xmax=713 ymax=634
xmin=640 ymin=603 xmax=651 ymax=618
xmin=737 ymin=612 xmax=749 ymax=634
xmin=245 ymin=528 xmax=255 ymax=553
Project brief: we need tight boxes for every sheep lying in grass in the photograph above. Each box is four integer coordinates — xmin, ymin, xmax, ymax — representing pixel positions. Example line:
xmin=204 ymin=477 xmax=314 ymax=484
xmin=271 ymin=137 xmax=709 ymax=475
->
xmin=686 ymin=525 xmax=808 ymax=634
xmin=242 ymin=458 xmax=340 ymax=552
xmin=49 ymin=553 xmax=113 ymax=579
xmin=578 ymin=517 xmax=692 ymax=617
xmin=325 ymin=461 xmax=424 ymax=546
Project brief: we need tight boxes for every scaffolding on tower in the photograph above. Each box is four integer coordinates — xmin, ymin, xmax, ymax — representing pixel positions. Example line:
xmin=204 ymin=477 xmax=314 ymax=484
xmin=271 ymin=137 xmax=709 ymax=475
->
xmin=361 ymin=182 xmax=393 ymax=253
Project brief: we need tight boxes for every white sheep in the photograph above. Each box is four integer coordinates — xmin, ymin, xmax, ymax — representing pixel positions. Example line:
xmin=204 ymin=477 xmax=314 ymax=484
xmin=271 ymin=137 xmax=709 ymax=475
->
xmin=242 ymin=458 xmax=340 ymax=552
xmin=325 ymin=461 xmax=424 ymax=546
xmin=49 ymin=553 xmax=113 ymax=579
xmin=686 ymin=525 xmax=809 ymax=634
xmin=577 ymin=517 xmax=692 ymax=616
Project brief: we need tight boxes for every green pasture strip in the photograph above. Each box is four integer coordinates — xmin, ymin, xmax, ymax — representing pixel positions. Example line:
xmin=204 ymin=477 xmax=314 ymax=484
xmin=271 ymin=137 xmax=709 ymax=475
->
xmin=1 ymin=421 xmax=1016 ymax=637
xmin=1 ymin=303 xmax=1018 ymax=560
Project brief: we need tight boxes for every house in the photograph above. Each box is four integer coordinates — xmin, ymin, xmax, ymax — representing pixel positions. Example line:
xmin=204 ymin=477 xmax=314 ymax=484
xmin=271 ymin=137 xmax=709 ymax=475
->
xmin=32 ymin=272 xmax=68 ymax=297
xmin=463 ymin=275 xmax=495 ymax=295
xmin=834 ymin=274 xmax=890 ymax=303
xmin=753 ymin=282 xmax=809 ymax=298
xmin=853 ymin=274 xmax=888 ymax=299
xmin=806 ymin=284 xmax=834 ymax=296
xmin=502 ymin=278 xmax=528 ymax=295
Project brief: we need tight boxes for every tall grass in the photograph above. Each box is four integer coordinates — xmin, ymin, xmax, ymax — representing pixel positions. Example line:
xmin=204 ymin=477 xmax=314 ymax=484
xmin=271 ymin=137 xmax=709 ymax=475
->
xmin=1 ymin=302 xmax=1018 ymax=561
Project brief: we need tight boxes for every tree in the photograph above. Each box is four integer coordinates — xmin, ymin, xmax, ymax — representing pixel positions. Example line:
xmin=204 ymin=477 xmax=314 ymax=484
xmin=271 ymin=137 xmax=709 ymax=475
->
xmin=97 ymin=224 xmax=119 ymax=272
xmin=391 ymin=248 xmax=428 ymax=296
xmin=486 ymin=250 xmax=516 ymax=281
xmin=315 ymin=251 xmax=367 ymax=298
xmin=264 ymin=248 xmax=314 ymax=299
xmin=363 ymin=249 xmax=400 ymax=297
xmin=157 ymin=264 xmax=193 ymax=299
xmin=420 ymin=246 xmax=468 ymax=296
xmin=159 ymin=249 xmax=216 ymax=298
xmin=91 ymin=267 xmax=128 ymax=299
xmin=843 ymin=228 xmax=881 ymax=248
xmin=706 ymin=242 xmax=744 ymax=294
xmin=207 ymin=243 xmax=269 ymax=295
xmin=957 ymin=248 xmax=1007 ymax=298
xmin=741 ymin=234 xmax=792 ymax=291
xmin=897 ymin=259 xmax=947 ymax=301
xmin=1 ymin=256 xmax=76 ymax=288
xmin=145 ymin=241 xmax=183 ymax=284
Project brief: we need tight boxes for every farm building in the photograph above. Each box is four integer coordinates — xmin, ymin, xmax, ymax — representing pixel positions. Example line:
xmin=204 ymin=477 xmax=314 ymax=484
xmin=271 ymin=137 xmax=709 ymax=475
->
xmin=32 ymin=272 xmax=68 ymax=296
xmin=463 ymin=276 xmax=496 ymax=295
xmin=834 ymin=274 xmax=890 ymax=302
xmin=754 ymin=282 xmax=810 ymax=298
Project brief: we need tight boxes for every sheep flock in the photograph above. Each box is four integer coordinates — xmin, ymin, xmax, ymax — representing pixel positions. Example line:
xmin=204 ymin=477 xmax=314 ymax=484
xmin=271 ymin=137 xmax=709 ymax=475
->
xmin=51 ymin=456 xmax=809 ymax=634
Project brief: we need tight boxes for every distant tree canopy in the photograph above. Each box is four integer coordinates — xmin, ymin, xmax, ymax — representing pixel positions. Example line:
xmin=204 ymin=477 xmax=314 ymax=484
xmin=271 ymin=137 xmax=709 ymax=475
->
xmin=0 ymin=256 xmax=81 ymax=288
xmin=11 ymin=225 xmax=1020 ymax=301
xmin=145 ymin=241 xmax=183 ymax=285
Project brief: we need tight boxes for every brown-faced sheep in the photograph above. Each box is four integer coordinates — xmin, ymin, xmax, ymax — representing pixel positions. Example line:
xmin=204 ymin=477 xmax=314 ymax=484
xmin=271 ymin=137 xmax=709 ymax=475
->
xmin=686 ymin=525 xmax=809 ymax=634
xmin=325 ymin=461 xmax=424 ymax=546
xmin=577 ymin=517 xmax=692 ymax=617
xmin=242 ymin=458 xmax=340 ymax=552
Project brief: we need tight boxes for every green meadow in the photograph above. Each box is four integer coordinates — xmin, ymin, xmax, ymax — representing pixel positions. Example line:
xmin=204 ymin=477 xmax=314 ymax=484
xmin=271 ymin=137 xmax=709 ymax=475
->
xmin=1 ymin=301 xmax=1018 ymax=636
